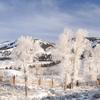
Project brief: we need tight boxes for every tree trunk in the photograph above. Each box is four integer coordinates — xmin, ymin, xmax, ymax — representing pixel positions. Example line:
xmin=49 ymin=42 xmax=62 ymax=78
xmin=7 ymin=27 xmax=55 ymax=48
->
xmin=24 ymin=67 xmax=28 ymax=97
xmin=71 ymin=58 xmax=75 ymax=89
xmin=64 ymin=74 xmax=67 ymax=91
xmin=51 ymin=72 xmax=54 ymax=88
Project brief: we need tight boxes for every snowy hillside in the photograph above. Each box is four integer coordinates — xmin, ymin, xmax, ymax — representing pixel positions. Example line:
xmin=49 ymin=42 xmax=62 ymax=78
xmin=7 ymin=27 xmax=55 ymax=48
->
xmin=0 ymin=39 xmax=54 ymax=51
xmin=0 ymin=39 xmax=54 ymax=61
xmin=0 ymin=41 xmax=16 ymax=50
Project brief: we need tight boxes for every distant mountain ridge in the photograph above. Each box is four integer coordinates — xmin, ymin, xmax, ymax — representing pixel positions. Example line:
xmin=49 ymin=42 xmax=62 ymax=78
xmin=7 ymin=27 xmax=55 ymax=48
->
xmin=0 ymin=39 xmax=54 ymax=62
xmin=0 ymin=39 xmax=54 ymax=51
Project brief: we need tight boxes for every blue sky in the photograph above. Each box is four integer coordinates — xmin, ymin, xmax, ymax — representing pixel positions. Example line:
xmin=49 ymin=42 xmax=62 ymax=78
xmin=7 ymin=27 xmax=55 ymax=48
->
xmin=0 ymin=0 xmax=100 ymax=42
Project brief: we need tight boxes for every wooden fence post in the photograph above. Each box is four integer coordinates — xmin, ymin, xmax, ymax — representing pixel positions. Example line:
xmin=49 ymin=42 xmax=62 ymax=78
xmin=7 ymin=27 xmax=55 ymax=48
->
xmin=64 ymin=73 xmax=67 ymax=91
xmin=97 ymin=79 xmax=100 ymax=85
xmin=38 ymin=74 xmax=41 ymax=86
xmin=24 ymin=67 xmax=28 ymax=97
xmin=51 ymin=72 xmax=54 ymax=88
xmin=12 ymin=75 xmax=16 ymax=85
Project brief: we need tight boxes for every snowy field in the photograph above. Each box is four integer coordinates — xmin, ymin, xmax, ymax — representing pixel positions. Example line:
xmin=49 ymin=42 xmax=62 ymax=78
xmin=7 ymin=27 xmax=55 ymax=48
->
xmin=0 ymin=82 xmax=100 ymax=100
xmin=42 ymin=86 xmax=100 ymax=100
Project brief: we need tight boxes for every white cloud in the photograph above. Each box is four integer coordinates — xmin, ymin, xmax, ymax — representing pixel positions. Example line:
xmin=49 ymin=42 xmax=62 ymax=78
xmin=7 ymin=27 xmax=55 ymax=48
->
xmin=0 ymin=0 xmax=100 ymax=42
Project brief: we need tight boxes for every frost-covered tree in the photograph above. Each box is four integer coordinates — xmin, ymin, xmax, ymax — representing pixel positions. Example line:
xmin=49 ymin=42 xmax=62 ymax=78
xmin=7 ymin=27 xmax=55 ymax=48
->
xmin=72 ymin=29 xmax=88 ymax=86
xmin=53 ymin=28 xmax=73 ymax=89
xmin=58 ymin=28 xmax=72 ymax=55
xmin=12 ymin=36 xmax=45 ymax=94
xmin=12 ymin=36 xmax=34 ymax=63
xmin=12 ymin=36 xmax=34 ymax=97
xmin=51 ymin=28 xmax=71 ymax=61
xmin=56 ymin=28 xmax=89 ymax=88
xmin=81 ymin=39 xmax=93 ymax=82
xmin=92 ymin=44 xmax=100 ymax=81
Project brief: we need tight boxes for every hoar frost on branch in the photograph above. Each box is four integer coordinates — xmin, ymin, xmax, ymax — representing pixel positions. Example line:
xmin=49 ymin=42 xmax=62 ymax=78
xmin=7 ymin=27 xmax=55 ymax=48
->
xmin=72 ymin=29 xmax=88 ymax=84
xmin=11 ymin=36 xmax=35 ymax=97
xmin=52 ymin=28 xmax=73 ymax=86
xmin=92 ymin=44 xmax=100 ymax=80
xmin=54 ymin=28 xmax=96 ymax=88
xmin=12 ymin=36 xmax=34 ymax=65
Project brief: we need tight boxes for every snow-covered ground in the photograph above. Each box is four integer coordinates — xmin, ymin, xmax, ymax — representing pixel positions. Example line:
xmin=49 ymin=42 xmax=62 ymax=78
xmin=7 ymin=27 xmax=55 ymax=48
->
xmin=0 ymin=83 xmax=100 ymax=100
xmin=43 ymin=86 xmax=100 ymax=100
